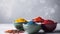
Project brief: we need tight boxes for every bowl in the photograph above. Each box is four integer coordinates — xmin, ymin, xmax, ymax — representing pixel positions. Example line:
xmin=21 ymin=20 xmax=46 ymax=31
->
xmin=14 ymin=23 xmax=24 ymax=31
xmin=41 ymin=23 xmax=57 ymax=32
xmin=23 ymin=24 xmax=41 ymax=34
xmin=14 ymin=18 xmax=28 ymax=31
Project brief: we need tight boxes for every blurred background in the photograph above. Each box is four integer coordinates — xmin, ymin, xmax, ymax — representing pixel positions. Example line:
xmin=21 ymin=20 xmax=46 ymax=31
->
xmin=0 ymin=0 xmax=60 ymax=24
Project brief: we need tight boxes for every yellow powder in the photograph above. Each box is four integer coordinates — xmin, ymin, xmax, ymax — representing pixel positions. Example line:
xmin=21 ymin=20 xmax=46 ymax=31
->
xmin=14 ymin=18 xmax=27 ymax=23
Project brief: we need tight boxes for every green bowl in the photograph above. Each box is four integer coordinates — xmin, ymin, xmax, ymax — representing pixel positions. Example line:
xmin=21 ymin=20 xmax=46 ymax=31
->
xmin=23 ymin=24 xmax=41 ymax=34
xmin=14 ymin=23 xmax=24 ymax=31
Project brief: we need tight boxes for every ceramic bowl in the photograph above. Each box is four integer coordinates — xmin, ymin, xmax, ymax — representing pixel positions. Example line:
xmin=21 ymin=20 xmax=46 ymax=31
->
xmin=41 ymin=23 xmax=57 ymax=32
xmin=14 ymin=23 xmax=24 ymax=31
xmin=23 ymin=24 xmax=41 ymax=34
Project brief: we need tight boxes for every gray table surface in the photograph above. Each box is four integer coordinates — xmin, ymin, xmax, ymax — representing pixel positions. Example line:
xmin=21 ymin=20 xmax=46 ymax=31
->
xmin=0 ymin=23 xmax=60 ymax=34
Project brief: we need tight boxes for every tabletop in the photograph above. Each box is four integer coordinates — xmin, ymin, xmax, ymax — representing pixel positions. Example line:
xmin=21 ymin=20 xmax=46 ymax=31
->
xmin=0 ymin=23 xmax=60 ymax=34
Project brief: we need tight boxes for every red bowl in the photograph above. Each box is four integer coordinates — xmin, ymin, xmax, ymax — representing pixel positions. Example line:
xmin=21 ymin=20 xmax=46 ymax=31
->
xmin=41 ymin=23 xmax=57 ymax=32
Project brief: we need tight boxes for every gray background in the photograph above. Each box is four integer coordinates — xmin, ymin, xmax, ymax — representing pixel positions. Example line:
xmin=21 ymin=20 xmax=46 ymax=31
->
xmin=0 ymin=0 xmax=60 ymax=23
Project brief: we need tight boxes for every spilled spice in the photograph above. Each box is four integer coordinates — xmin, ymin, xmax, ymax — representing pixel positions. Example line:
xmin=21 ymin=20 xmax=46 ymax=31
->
xmin=5 ymin=30 xmax=24 ymax=34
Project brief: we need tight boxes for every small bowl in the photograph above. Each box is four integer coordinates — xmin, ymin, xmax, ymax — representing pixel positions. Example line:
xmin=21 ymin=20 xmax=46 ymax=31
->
xmin=23 ymin=24 xmax=41 ymax=34
xmin=14 ymin=18 xmax=28 ymax=31
xmin=14 ymin=23 xmax=25 ymax=31
xmin=41 ymin=23 xmax=57 ymax=32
